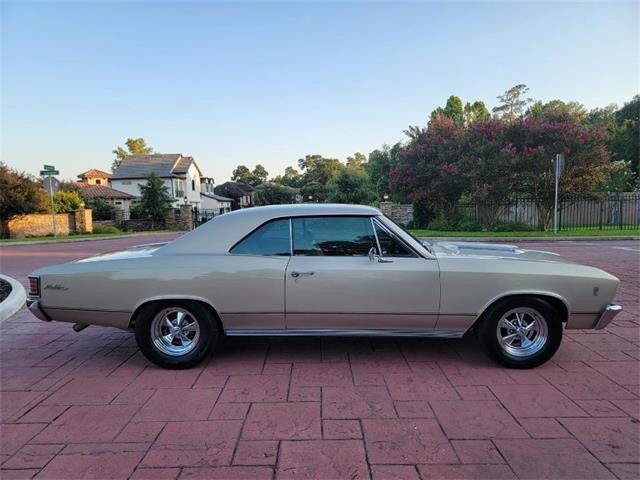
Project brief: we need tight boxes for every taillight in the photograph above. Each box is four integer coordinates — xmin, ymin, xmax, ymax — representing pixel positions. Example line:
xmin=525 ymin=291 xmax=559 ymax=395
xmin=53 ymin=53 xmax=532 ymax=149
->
xmin=28 ymin=277 xmax=40 ymax=297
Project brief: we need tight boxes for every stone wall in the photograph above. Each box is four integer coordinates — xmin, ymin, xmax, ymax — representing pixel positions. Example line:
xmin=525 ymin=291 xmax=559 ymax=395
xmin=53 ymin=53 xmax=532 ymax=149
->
xmin=6 ymin=209 xmax=93 ymax=238
xmin=378 ymin=202 xmax=414 ymax=226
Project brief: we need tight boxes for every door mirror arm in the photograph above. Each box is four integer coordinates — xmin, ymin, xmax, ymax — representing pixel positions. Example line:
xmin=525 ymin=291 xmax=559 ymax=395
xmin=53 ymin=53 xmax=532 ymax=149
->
xmin=368 ymin=247 xmax=394 ymax=264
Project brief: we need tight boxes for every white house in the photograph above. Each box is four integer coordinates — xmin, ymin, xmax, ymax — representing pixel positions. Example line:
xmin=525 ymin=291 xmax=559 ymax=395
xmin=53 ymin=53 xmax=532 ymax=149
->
xmin=111 ymin=154 xmax=203 ymax=206
xmin=200 ymin=177 xmax=232 ymax=213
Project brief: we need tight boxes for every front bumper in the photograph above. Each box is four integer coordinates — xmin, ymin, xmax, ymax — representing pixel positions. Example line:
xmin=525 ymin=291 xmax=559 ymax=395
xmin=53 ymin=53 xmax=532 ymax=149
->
xmin=27 ymin=299 xmax=50 ymax=322
xmin=593 ymin=303 xmax=622 ymax=330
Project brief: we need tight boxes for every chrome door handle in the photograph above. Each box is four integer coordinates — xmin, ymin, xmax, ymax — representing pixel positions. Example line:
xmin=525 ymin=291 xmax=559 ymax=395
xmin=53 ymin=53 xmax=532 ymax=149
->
xmin=291 ymin=271 xmax=314 ymax=278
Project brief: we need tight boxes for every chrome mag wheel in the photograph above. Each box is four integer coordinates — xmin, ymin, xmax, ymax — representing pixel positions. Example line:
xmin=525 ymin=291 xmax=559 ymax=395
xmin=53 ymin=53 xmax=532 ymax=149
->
xmin=496 ymin=307 xmax=548 ymax=357
xmin=150 ymin=307 xmax=201 ymax=356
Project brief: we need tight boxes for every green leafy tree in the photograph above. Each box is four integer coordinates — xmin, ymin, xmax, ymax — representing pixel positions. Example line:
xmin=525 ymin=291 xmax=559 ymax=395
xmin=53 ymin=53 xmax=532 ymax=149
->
xmin=327 ymin=168 xmax=375 ymax=204
xmin=53 ymin=190 xmax=83 ymax=213
xmin=300 ymin=181 xmax=328 ymax=203
xmin=0 ymin=163 xmax=48 ymax=237
xmin=112 ymin=138 xmax=153 ymax=172
xmin=527 ymin=99 xmax=588 ymax=124
xmin=346 ymin=152 xmax=367 ymax=172
xmin=610 ymin=95 xmax=639 ymax=183
xmin=298 ymin=155 xmax=344 ymax=185
xmin=432 ymin=95 xmax=464 ymax=126
xmin=231 ymin=164 xmax=269 ymax=186
xmin=273 ymin=166 xmax=305 ymax=188
xmin=254 ymin=182 xmax=298 ymax=205
xmin=463 ymin=101 xmax=490 ymax=125
xmin=492 ymin=84 xmax=532 ymax=120
xmin=366 ymin=143 xmax=402 ymax=200
xmin=138 ymin=172 xmax=174 ymax=227
xmin=85 ymin=197 xmax=115 ymax=221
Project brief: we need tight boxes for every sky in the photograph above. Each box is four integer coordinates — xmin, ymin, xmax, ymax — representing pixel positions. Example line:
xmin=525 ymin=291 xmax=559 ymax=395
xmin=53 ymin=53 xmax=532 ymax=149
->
xmin=2 ymin=0 xmax=638 ymax=183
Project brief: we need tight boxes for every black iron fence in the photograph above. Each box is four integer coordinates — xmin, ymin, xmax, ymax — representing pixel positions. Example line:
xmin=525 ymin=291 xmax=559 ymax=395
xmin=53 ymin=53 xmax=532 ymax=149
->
xmin=451 ymin=193 xmax=640 ymax=231
xmin=192 ymin=207 xmax=226 ymax=228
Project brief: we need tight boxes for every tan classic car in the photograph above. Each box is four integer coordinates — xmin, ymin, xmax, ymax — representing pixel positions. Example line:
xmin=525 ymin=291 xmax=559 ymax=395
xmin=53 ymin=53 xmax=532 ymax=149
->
xmin=27 ymin=204 xmax=621 ymax=369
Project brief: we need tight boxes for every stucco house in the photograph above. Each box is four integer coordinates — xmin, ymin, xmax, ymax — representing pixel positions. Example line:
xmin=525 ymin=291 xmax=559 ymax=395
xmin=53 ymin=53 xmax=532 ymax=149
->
xmin=200 ymin=177 xmax=232 ymax=214
xmin=77 ymin=169 xmax=112 ymax=185
xmin=110 ymin=154 xmax=203 ymax=206
xmin=76 ymin=169 xmax=136 ymax=220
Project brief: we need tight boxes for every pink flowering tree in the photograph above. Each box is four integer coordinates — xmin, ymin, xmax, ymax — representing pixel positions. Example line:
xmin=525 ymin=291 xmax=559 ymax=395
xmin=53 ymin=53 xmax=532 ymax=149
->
xmin=390 ymin=116 xmax=466 ymax=227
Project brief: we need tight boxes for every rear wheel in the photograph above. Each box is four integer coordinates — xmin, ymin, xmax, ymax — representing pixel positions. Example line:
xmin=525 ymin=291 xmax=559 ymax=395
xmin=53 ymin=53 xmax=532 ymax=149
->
xmin=477 ymin=297 xmax=562 ymax=368
xmin=134 ymin=301 xmax=219 ymax=369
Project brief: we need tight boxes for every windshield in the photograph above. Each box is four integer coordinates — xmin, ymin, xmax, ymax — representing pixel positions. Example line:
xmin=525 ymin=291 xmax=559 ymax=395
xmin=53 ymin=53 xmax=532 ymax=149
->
xmin=378 ymin=215 xmax=434 ymax=256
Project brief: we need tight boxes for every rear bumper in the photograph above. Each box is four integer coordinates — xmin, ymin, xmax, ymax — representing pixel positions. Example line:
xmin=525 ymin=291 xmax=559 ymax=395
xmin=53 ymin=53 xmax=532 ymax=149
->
xmin=593 ymin=304 xmax=622 ymax=330
xmin=27 ymin=299 xmax=51 ymax=322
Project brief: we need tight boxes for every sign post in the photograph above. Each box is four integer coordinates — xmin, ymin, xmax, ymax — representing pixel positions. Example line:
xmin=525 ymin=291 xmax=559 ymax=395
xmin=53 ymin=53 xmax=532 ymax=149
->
xmin=552 ymin=154 xmax=565 ymax=234
xmin=40 ymin=165 xmax=59 ymax=237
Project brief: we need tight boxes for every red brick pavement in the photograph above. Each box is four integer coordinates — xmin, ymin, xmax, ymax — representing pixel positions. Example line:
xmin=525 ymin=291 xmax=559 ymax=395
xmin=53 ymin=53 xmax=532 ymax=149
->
xmin=0 ymin=237 xmax=638 ymax=479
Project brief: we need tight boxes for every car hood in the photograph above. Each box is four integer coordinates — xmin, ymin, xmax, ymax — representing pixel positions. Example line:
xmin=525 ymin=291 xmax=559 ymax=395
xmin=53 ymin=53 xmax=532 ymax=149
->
xmin=75 ymin=242 xmax=168 ymax=263
xmin=431 ymin=241 xmax=577 ymax=264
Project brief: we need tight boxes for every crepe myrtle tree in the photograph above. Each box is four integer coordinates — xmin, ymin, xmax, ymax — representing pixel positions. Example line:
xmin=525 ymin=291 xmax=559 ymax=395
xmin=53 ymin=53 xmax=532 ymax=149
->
xmin=506 ymin=118 xmax=612 ymax=230
xmin=0 ymin=163 xmax=48 ymax=237
xmin=138 ymin=172 xmax=174 ymax=228
xmin=390 ymin=116 xmax=467 ymax=226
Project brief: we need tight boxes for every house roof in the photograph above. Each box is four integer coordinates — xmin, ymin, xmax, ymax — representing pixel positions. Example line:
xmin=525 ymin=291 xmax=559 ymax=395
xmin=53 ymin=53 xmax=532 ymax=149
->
xmin=214 ymin=181 xmax=256 ymax=198
xmin=77 ymin=169 xmax=112 ymax=179
xmin=201 ymin=192 xmax=233 ymax=202
xmin=112 ymin=154 xmax=202 ymax=179
xmin=77 ymin=184 xmax=136 ymax=200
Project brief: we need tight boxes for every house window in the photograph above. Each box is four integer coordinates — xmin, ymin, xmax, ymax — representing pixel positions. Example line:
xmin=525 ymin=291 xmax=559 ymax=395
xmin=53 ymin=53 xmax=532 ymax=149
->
xmin=192 ymin=179 xmax=195 ymax=191
xmin=95 ymin=179 xmax=101 ymax=185
xmin=122 ymin=180 xmax=132 ymax=185
xmin=115 ymin=201 xmax=122 ymax=205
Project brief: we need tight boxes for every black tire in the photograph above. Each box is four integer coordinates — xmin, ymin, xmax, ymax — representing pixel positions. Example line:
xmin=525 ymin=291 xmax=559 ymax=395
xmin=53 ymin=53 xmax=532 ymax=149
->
xmin=134 ymin=300 xmax=220 ymax=369
xmin=477 ymin=297 xmax=563 ymax=369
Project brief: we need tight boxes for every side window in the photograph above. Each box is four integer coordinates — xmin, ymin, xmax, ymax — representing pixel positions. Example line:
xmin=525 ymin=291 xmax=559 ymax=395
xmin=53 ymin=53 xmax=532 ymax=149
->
xmin=230 ymin=219 xmax=291 ymax=256
xmin=292 ymin=216 xmax=376 ymax=256
xmin=373 ymin=220 xmax=414 ymax=257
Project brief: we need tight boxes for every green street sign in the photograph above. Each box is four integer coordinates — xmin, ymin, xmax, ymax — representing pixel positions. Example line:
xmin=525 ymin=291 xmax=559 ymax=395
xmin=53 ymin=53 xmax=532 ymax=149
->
xmin=40 ymin=170 xmax=59 ymax=176
xmin=43 ymin=164 xmax=56 ymax=171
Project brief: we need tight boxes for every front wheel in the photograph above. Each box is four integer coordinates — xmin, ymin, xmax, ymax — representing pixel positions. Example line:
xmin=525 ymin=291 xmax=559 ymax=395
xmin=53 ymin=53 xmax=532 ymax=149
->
xmin=477 ymin=297 xmax=562 ymax=369
xmin=134 ymin=301 xmax=219 ymax=369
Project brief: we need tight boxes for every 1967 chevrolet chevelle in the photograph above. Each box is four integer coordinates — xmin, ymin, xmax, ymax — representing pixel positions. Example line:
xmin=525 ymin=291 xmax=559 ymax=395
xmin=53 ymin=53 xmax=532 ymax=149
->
xmin=27 ymin=204 xmax=621 ymax=369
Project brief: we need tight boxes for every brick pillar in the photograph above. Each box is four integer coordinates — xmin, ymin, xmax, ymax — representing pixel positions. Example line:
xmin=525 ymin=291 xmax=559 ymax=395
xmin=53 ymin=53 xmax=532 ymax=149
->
xmin=73 ymin=208 xmax=93 ymax=233
xmin=179 ymin=204 xmax=193 ymax=231
xmin=164 ymin=208 xmax=177 ymax=230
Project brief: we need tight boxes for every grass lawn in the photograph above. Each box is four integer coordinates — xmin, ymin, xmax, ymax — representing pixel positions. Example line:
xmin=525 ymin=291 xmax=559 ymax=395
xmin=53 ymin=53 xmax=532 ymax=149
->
xmin=409 ymin=228 xmax=640 ymax=238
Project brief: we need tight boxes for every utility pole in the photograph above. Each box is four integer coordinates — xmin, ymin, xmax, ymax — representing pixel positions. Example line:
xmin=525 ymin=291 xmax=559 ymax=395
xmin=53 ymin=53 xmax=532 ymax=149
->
xmin=553 ymin=154 xmax=565 ymax=234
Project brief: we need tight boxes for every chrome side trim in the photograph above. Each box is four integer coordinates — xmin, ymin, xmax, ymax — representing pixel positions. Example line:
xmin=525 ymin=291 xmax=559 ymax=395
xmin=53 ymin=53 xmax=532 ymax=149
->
xmin=225 ymin=328 xmax=465 ymax=338
xmin=593 ymin=303 xmax=622 ymax=330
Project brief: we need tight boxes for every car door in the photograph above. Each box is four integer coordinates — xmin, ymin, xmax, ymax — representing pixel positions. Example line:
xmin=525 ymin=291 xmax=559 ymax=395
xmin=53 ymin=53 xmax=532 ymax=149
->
xmin=285 ymin=215 xmax=440 ymax=331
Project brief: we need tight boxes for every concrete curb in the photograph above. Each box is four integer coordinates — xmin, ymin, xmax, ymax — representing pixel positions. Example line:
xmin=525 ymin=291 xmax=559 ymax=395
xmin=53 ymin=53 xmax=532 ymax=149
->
xmin=0 ymin=231 xmax=182 ymax=247
xmin=419 ymin=236 xmax=640 ymax=243
xmin=0 ymin=274 xmax=26 ymax=324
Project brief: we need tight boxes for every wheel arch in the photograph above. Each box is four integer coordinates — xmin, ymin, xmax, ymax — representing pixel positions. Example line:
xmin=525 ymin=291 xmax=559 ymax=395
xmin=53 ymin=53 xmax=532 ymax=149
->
xmin=474 ymin=292 xmax=569 ymax=329
xmin=128 ymin=295 xmax=225 ymax=333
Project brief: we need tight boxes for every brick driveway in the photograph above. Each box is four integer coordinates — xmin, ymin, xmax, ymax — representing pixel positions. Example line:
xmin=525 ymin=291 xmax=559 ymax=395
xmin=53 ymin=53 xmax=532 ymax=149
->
xmin=0 ymin=236 xmax=638 ymax=479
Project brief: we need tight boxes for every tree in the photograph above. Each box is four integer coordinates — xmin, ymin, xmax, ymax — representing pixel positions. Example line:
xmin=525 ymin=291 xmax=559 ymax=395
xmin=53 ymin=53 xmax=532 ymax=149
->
xmin=610 ymin=95 xmax=639 ymax=183
xmin=112 ymin=138 xmax=153 ymax=171
xmin=492 ymin=84 xmax=532 ymax=120
xmin=138 ymin=172 xmax=174 ymax=227
xmin=463 ymin=101 xmax=490 ymax=125
xmin=231 ymin=164 xmax=269 ymax=186
xmin=298 ymin=154 xmax=344 ymax=185
xmin=346 ymin=152 xmax=367 ymax=172
xmin=459 ymin=120 xmax=519 ymax=229
xmin=85 ymin=197 xmax=115 ymax=221
xmin=53 ymin=190 xmax=83 ymax=213
xmin=0 ymin=163 xmax=48 ymax=237
xmin=527 ymin=99 xmax=588 ymax=124
xmin=432 ymin=95 xmax=464 ymax=126
xmin=254 ymin=182 xmax=298 ymax=205
xmin=327 ymin=168 xmax=375 ymax=204
xmin=366 ymin=143 xmax=402 ymax=200
xmin=300 ymin=182 xmax=328 ymax=203
xmin=507 ymin=117 xmax=612 ymax=230
xmin=390 ymin=116 xmax=467 ymax=225
xmin=273 ymin=166 xmax=305 ymax=188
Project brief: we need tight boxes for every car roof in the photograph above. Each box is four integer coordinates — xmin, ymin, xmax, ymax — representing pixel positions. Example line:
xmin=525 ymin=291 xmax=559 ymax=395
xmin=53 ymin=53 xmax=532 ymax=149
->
xmin=158 ymin=203 xmax=382 ymax=255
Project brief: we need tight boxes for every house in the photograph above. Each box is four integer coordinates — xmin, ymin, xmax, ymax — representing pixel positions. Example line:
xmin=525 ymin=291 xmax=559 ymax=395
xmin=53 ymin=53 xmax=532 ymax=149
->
xmin=200 ymin=177 xmax=232 ymax=214
xmin=110 ymin=154 xmax=203 ymax=206
xmin=77 ymin=169 xmax=112 ymax=186
xmin=214 ymin=181 xmax=255 ymax=210
xmin=76 ymin=170 xmax=136 ymax=220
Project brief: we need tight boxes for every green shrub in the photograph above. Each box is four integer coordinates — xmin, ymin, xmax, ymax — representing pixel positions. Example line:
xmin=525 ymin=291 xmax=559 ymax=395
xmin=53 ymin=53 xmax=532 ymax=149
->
xmin=54 ymin=190 xmax=83 ymax=213
xmin=92 ymin=224 xmax=122 ymax=235
xmin=457 ymin=219 xmax=483 ymax=232
xmin=427 ymin=216 xmax=457 ymax=231
xmin=495 ymin=222 xmax=536 ymax=232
